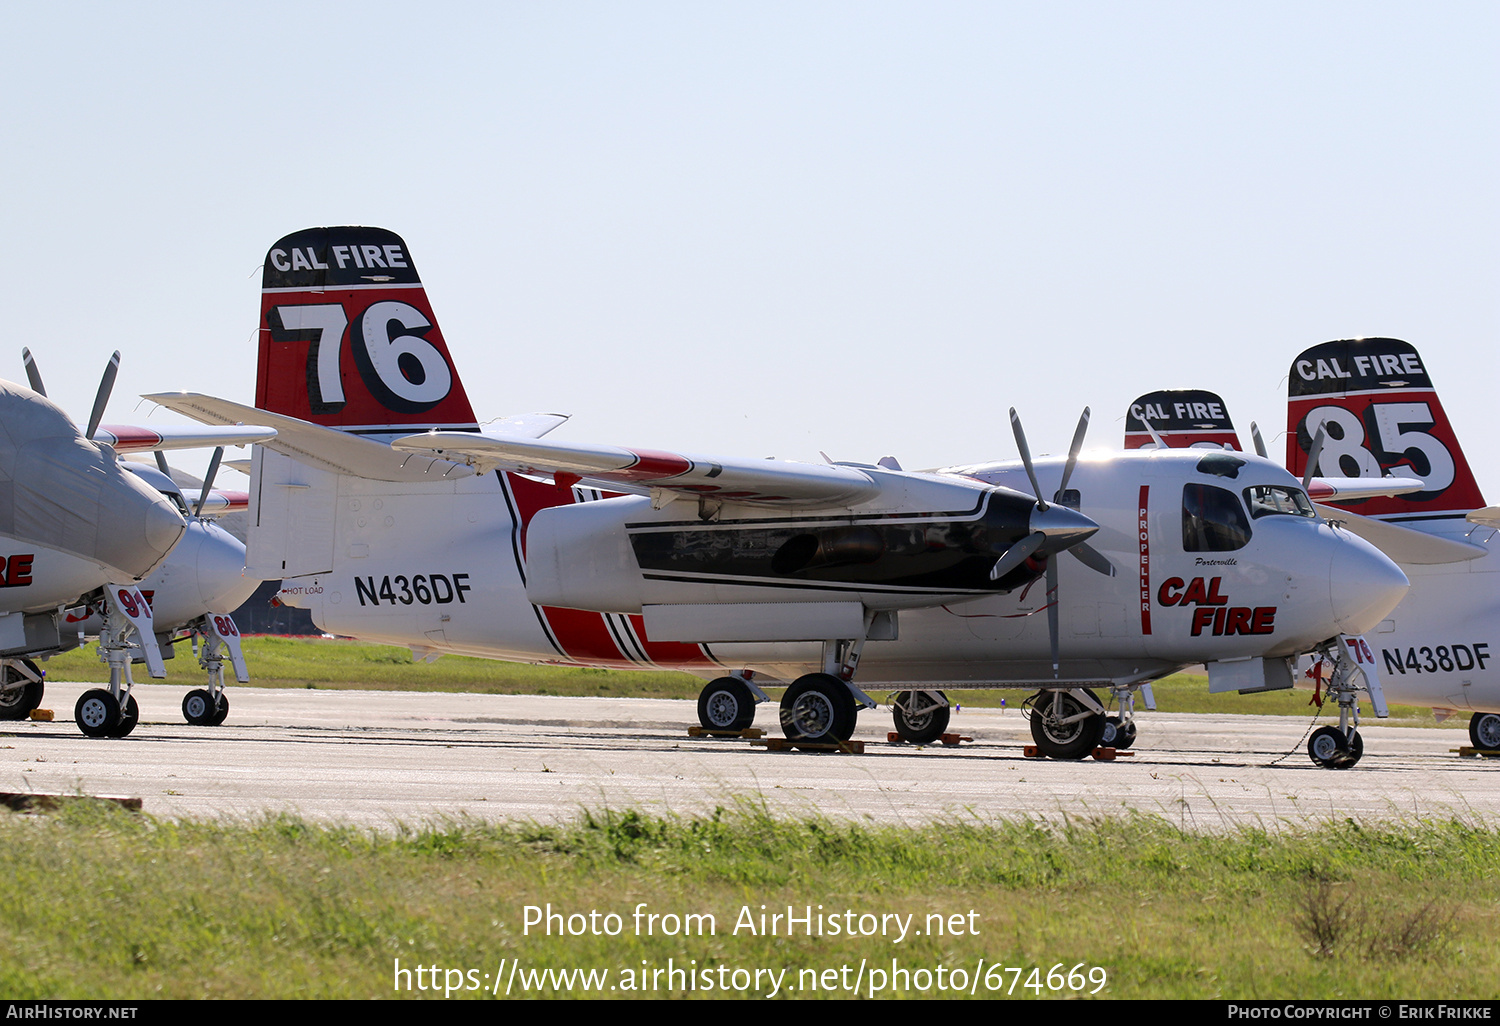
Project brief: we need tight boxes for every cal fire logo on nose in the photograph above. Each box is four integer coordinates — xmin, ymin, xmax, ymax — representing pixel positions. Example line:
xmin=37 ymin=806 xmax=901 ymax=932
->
xmin=1156 ymin=576 xmax=1276 ymax=636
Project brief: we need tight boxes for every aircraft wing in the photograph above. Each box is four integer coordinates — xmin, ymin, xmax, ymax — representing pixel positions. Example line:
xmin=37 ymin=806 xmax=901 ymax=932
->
xmin=1315 ymin=503 xmax=1489 ymax=564
xmin=144 ymin=392 xmax=479 ymax=483
xmin=94 ymin=424 xmax=276 ymax=453
xmin=1307 ymin=476 xmax=1424 ymax=502
xmin=391 ymin=431 xmax=882 ymax=507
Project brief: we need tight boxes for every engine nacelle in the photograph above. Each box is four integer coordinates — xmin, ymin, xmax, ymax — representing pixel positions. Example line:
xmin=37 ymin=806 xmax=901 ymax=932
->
xmin=524 ymin=486 xmax=1063 ymax=618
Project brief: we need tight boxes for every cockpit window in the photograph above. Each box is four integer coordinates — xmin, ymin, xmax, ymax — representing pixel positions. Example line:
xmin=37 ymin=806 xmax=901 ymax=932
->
xmin=1195 ymin=452 xmax=1246 ymax=479
xmin=1182 ymin=484 xmax=1251 ymax=552
xmin=165 ymin=491 xmax=191 ymax=517
xmin=1242 ymin=485 xmax=1316 ymax=520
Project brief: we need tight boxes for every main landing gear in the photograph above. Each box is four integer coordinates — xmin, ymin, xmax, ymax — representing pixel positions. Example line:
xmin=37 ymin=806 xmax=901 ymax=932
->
xmin=1469 ymin=712 xmax=1500 ymax=752
xmin=179 ymin=613 xmax=246 ymax=726
xmin=891 ymin=690 xmax=950 ymax=744
xmin=0 ymin=659 xmax=45 ymax=721
xmin=1026 ymin=687 xmax=1107 ymax=759
xmin=74 ymin=585 xmax=164 ymax=738
xmin=696 ymin=674 xmax=761 ymax=732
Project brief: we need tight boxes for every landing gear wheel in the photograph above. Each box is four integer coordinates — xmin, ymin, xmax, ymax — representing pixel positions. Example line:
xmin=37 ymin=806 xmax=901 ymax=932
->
xmin=1100 ymin=714 xmax=1137 ymax=749
xmin=892 ymin=690 xmax=950 ymax=744
xmin=0 ymin=661 xmax=44 ymax=721
xmin=1029 ymin=689 xmax=1105 ymax=760
xmin=108 ymin=695 xmax=139 ymax=738
xmin=779 ymin=673 xmax=857 ymax=743
xmin=1308 ymin=725 xmax=1362 ymax=769
xmin=1469 ymin=712 xmax=1500 ymax=751
xmin=183 ymin=689 xmax=215 ymax=726
xmin=75 ymin=689 xmax=121 ymax=738
xmin=697 ymin=677 xmax=755 ymax=731
xmin=210 ymin=693 xmax=229 ymax=726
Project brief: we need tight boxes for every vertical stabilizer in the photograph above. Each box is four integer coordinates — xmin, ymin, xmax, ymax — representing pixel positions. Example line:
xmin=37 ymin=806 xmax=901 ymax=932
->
xmin=256 ymin=227 xmax=478 ymax=433
xmin=1286 ymin=338 xmax=1485 ymax=519
xmin=1124 ymin=389 xmax=1240 ymax=449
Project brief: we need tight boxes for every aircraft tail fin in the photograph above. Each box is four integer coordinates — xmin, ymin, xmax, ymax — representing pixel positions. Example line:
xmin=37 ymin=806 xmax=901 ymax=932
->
xmin=1124 ymin=389 xmax=1240 ymax=449
xmin=256 ymin=227 xmax=479 ymax=434
xmin=1286 ymin=338 xmax=1485 ymax=519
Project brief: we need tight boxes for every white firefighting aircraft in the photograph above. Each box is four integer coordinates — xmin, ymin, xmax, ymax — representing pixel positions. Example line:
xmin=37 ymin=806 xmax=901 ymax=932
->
xmin=1285 ymin=339 xmax=1500 ymax=758
xmin=1124 ymin=348 xmax=1498 ymax=767
xmin=147 ymin=227 xmax=1409 ymax=761
xmin=0 ymin=352 xmax=271 ymax=736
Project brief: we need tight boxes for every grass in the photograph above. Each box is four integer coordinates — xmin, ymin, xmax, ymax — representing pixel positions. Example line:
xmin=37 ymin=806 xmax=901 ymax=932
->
xmin=36 ymin=636 xmax=1456 ymax=725
xmin=2 ymin=802 xmax=1496 ymax=999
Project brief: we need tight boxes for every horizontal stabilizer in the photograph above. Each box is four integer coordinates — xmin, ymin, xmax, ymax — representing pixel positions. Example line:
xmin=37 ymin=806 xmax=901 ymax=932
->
xmin=144 ymin=392 xmax=478 ymax=483
xmin=1315 ymin=503 xmax=1489 ymax=564
xmin=1307 ymin=476 xmax=1424 ymax=502
xmin=391 ymin=431 xmax=882 ymax=508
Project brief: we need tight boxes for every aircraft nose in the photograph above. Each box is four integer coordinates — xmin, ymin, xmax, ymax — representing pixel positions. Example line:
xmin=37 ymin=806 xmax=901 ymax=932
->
xmin=94 ymin=471 xmax=186 ymax=579
xmin=1329 ymin=532 xmax=1409 ymax=635
xmin=1030 ymin=503 xmax=1099 ymax=546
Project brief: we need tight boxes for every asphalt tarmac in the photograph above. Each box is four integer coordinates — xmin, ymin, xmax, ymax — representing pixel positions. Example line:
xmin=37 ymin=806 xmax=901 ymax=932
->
xmin=4 ymin=682 xmax=1496 ymax=829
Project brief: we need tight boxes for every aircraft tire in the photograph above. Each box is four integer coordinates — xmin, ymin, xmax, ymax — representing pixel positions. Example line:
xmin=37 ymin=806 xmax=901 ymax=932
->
xmin=0 ymin=666 xmax=44 ymax=721
xmin=108 ymin=694 xmax=140 ymax=738
xmin=780 ymin=673 xmax=857 ymax=743
xmin=892 ymin=690 xmax=949 ymax=744
xmin=697 ymin=677 xmax=755 ymax=731
xmin=1469 ymin=712 xmax=1500 ymax=752
xmin=1101 ymin=714 xmax=1136 ymax=749
xmin=210 ymin=693 xmax=229 ymax=726
xmin=75 ymin=689 xmax=120 ymax=738
xmin=1028 ymin=689 xmax=1104 ymax=760
xmin=1308 ymin=726 xmax=1361 ymax=769
xmin=183 ymin=689 xmax=215 ymax=725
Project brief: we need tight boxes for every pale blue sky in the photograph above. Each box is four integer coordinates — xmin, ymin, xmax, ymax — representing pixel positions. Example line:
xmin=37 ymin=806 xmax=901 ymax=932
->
xmin=2 ymin=3 xmax=1495 ymax=489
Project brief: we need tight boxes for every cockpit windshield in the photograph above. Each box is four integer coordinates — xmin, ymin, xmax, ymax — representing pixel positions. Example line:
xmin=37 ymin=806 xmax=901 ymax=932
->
xmin=1242 ymin=485 xmax=1316 ymax=520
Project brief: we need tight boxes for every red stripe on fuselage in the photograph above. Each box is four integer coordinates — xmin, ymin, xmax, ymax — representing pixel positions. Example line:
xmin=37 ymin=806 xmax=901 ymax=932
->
xmin=629 ymin=614 xmax=714 ymax=667
xmin=503 ymin=471 xmax=711 ymax=669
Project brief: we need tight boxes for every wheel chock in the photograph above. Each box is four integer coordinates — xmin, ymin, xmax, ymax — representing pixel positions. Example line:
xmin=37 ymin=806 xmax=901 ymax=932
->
xmin=753 ymin=737 xmax=865 ymax=754
xmin=886 ymin=731 xmax=973 ymax=746
xmin=688 ymin=726 xmax=765 ymax=739
xmin=1456 ymin=746 xmax=1500 ymax=759
xmin=1091 ymin=747 xmax=1134 ymax=761
xmin=1023 ymin=745 xmax=1041 ymax=758
xmin=28 ymin=709 xmax=53 ymax=722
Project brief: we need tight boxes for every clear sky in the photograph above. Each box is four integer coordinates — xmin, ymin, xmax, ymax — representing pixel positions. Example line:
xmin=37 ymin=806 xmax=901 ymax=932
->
xmin=2 ymin=3 xmax=1495 ymax=491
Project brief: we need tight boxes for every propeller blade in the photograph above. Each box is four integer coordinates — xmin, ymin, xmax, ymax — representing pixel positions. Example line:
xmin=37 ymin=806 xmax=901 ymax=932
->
xmin=195 ymin=447 xmax=225 ymax=517
xmin=1301 ymin=424 xmax=1327 ymax=491
xmin=1009 ymin=408 xmax=1048 ymax=511
xmin=1069 ymin=541 xmax=1116 ymax=577
xmin=1056 ymin=407 xmax=1091 ymax=498
xmin=1250 ymin=421 xmax=1268 ymax=459
xmin=1046 ymin=560 xmax=1060 ymax=678
xmin=84 ymin=351 xmax=121 ymax=441
xmin=20 ymin=348 xmax=46 ymax=397
xmin=989 ymin=531 xmax=1046 ymax=581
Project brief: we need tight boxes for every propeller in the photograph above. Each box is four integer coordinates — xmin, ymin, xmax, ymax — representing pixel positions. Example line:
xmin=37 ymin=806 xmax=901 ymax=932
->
xmin=997 ymin=408 xmax=1120 ymax=679
xmin=83 ymin=351 xmax=121 ymax=442
xmin=1301 ymin=423 xmax=1327 ymax=491
xmin=20 ymin=348 xmax=46 ymax=397
xmin=194 ymin=447 xmax=225 ymax=517
xmin=1250 ymin=421 xmax=1268 ymax=459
